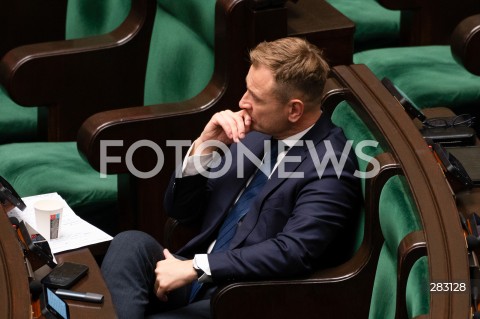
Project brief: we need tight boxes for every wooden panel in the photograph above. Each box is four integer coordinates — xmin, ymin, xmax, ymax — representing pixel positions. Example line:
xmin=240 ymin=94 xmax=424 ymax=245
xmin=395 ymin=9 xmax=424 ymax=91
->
xmin=0 ymin=207 xmax=31 ymax=319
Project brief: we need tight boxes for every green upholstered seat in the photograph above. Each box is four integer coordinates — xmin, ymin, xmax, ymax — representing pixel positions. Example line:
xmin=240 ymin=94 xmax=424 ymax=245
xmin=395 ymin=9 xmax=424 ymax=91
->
xmin=368 ymin=176 xmax=429 ymax=319
xmin=354 ymin=46 xmax=480 ymax=114
xmin=0 ymin=0 xmax=131 ymax=144
xmin=0 ymin=142 xmax=118 ymax=234
xmin=0 ymin=0 xmax=216 ymax=233
xmin=325 ymin=0 xmax=400 ymax=52
xmin=332 ymin=101 xmax=383 ymax=253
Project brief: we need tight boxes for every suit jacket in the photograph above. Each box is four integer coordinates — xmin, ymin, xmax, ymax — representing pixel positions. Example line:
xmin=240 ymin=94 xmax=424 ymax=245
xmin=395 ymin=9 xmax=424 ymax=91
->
xmin=164 ymin=115 xmax=362 ymax=283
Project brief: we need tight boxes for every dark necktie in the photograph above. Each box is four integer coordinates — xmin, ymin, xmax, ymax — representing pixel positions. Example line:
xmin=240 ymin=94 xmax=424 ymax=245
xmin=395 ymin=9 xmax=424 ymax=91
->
xmin=189 ymin=139 xmax=279 ymax=303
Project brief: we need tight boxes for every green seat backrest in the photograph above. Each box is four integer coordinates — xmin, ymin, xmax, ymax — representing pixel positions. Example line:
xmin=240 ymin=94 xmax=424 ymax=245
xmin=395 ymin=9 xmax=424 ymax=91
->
xmin=406 ymin=256 xmax=430 ymax=318
xmin=325 ymin=0 xmax=400 ymax=52
xmin=144 ymin=0 xmax=216 ymax=104
xmin=65 ymin=0 xmax=132 ymax=39
xmin=368 ymin=175 xmax=429 ymax=319
xmin=332 ymin=101 xmax=384 ymax=253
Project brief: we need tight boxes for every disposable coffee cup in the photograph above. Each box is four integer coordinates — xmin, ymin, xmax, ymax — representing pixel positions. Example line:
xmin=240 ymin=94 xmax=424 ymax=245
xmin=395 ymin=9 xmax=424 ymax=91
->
xmin=34 ymin=199 xmax=64 ymax=240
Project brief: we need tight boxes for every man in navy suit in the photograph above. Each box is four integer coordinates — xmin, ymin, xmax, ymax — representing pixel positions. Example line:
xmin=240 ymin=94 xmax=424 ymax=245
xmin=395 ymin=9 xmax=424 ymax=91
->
xmin=101 ymin=37 xmax=362 ymax=318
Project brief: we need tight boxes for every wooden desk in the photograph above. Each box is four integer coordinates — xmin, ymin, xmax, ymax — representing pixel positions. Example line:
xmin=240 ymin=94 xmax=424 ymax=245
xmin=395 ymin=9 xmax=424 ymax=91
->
xmin=287 ymin=0 xmax=354 ymax=66
xmin=0 ymin=208 xmax=116 ymax=318
xmin=53 ymin=248 xmax=116 ymax=319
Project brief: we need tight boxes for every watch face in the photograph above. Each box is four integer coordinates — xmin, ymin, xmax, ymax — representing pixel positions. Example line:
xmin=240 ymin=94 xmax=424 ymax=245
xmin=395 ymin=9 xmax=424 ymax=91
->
xmin=194 ymin=265 xmax=204 ymax=278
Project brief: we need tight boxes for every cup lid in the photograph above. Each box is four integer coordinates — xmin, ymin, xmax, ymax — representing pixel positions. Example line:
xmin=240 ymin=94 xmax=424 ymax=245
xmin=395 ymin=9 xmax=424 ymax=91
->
xmin=34 ymin=199 xmax=64 ymax=212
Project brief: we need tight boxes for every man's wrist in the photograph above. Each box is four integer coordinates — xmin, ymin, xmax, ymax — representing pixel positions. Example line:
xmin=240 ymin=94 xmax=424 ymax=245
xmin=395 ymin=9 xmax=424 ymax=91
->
xmin=192 ymin=138 xmax=218 ymax=156
xmin=193 ymin=255 xmax=213 ymax=283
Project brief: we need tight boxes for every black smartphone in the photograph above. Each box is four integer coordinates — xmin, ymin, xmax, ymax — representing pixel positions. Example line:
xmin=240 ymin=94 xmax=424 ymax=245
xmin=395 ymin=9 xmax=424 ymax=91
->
xmin=420 ymin=126 xmax=476 ymax=146
xmin=432 ymin=143 xmax=474 ymax=192
xmin=42 ymin=286 xmax=70 ymax=319
xmin=41 ymin=262 xmax=89 ymax=289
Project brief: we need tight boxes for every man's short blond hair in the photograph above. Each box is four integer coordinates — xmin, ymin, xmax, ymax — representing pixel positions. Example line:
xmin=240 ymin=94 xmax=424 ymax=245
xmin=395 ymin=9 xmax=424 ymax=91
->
xmin=249 ymin=37 xmax=330 ymax=106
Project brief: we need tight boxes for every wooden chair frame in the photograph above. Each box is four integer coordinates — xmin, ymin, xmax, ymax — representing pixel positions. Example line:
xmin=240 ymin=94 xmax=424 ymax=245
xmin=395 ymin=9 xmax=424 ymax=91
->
xmin=211 ymin=65 xmax=468 ymax=318
xmin=77 ymin=0 xmax=290 ymax=242
xmin=451 ymin=14 xmax=480 ymax=76
xmin=0 ymin=0 xmax=157 ymax=141
xmin=378 ymin=0 xmax=480 ymax=45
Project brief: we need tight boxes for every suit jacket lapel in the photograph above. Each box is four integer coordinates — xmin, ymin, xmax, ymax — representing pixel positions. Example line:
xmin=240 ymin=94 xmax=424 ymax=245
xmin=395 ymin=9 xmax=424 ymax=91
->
xmin=230 ymin=116 xmax=335 ymax=249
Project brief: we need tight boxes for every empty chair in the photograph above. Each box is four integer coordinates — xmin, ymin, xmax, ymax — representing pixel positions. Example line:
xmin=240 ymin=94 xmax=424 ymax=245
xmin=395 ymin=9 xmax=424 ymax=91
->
xmin=0 ymin=0 xmax=132 ymax=144
xmin=327 ymin=0 xmax=480 ymax=53
xmin=353 ymin=14 xmax=480 ymax=117
xmin=0 ymin=0 xmax=217 ymax=234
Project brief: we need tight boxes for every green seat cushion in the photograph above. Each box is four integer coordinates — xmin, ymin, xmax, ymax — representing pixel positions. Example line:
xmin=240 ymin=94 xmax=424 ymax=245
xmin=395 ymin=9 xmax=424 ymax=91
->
xmin=325 ymin=0 xmax=400 ymax=52
xmin=369 ymin=176 xmax=428 ymax=319
xmin=354 ymin=46 xmax=480 ymax=112
xmin=332 ymin=101 xmax=384 ymax=254
xmin=0 ymin=142 xmax=118 ymax=233
xmin=144 ymin=0 xmax=215 ymax=104
xmin=0 ymin=86 xmax=38 ymax=143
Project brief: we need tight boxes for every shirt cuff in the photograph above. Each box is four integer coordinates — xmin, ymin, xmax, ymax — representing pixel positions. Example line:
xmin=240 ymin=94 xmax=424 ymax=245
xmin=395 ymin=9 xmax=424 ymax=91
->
xmin=193 ymin=254 xmax=213 ymax=283
xmin=182 ymin=143 xmax=215 ymax=176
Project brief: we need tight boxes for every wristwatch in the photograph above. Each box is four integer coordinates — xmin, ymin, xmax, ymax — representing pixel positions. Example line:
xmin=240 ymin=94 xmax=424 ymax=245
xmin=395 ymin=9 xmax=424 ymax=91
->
xmin=193 ymin=263 xmax=205 ymax=279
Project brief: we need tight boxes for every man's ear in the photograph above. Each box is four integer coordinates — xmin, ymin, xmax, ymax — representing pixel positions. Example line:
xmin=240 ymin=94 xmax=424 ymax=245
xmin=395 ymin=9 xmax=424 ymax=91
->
xmin=287 ymin=99 xmax=304 ymax=122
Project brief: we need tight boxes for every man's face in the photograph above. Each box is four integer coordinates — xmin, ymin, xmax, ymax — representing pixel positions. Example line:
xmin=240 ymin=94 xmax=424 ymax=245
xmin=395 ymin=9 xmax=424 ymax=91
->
xmin=239 ymin=65 xmax=290 ymax=138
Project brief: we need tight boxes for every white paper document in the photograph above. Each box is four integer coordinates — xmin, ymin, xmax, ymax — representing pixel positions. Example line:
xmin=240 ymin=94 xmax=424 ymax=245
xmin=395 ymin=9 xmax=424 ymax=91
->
xmin=8 ymin=192 xmax=112 ymax=254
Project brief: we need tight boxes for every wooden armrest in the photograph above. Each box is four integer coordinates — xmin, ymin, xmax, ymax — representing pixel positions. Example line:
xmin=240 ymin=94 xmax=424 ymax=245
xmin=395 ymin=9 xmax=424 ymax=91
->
xmin=0 ymin=0 xmax=157 ymax=141
xmin=77 ymin=84 xmax=227 ymax=173
xmin=451 ymin=14 xmax=480 ymax=76
xmin=0 ymin=0 xmax=67 ymax=58
xmin=332 ymin=65 xmax=469 ymax=318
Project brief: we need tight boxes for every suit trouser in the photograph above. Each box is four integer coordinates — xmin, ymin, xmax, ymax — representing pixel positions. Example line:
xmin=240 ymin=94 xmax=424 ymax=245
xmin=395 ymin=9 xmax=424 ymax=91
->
xmin=100 ymin=230 xmax=211 ymax=319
